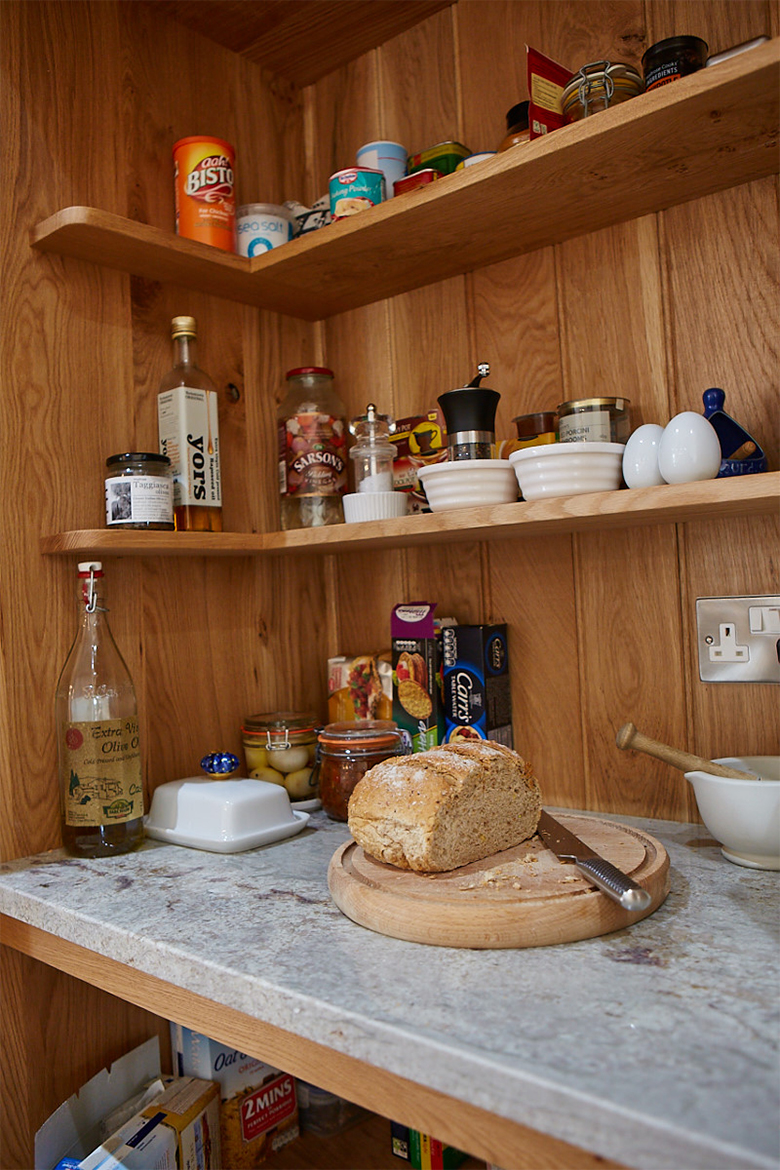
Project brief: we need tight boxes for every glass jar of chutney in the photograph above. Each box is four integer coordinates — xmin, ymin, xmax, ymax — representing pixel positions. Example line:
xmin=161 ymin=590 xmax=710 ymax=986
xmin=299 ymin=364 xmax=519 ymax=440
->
xmin=241 ymin=711 xmax=318 ymax=802
xmin=315 ymin=720 xmax=407 ymax=821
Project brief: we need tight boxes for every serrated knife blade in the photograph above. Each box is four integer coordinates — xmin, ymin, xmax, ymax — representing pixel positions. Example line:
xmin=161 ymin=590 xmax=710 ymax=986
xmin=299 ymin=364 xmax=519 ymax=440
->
xmin=537 ymin=810 xmax=652 ymax=913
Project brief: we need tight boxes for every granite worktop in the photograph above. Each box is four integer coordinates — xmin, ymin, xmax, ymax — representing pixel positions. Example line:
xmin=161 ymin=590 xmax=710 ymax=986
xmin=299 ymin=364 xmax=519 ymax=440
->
xmin=0 ymin=810 xmax=777 ymax=1170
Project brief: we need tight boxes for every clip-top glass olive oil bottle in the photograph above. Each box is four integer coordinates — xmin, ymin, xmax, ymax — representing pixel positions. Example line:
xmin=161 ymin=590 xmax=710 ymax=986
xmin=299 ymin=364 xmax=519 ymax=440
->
xmin=55 ymin=562 xmax=144 ymax=856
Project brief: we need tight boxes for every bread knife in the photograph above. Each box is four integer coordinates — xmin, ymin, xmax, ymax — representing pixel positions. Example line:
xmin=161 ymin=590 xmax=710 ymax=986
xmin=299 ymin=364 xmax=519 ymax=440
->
xmin=536 ymin=810 xmax=652 ymax=913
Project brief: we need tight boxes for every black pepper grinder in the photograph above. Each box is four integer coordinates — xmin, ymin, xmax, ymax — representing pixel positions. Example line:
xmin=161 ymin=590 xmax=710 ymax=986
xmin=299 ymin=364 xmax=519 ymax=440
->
xmin=438 ymin=363 xmax=500 ymax=461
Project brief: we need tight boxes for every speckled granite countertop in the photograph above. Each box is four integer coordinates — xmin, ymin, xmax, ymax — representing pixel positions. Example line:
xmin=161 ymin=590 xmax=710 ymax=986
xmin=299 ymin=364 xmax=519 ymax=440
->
xmin=0 ymin=810 xmax=777 ymax=1170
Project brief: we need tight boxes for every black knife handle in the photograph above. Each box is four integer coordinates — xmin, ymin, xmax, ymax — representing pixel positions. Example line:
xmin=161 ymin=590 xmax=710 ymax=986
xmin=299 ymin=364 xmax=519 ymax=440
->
xmin=574 ymin=856 xmax=652 ymax=913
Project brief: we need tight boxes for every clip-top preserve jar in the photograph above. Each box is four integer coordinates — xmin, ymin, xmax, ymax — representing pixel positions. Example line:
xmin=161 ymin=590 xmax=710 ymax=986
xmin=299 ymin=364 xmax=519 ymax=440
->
xmin=278 ymin=367 xmax=347 ymax=529
xmin=241 ymin=711 xmax=318 ymax=801
xmin=315 ymin=720 xmax=407 ymax=821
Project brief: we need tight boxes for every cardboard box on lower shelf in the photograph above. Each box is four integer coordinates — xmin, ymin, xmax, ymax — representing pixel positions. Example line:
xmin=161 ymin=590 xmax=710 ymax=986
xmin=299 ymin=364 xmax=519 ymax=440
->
xmin=170 ymin=1024 xmax=299 ymax=1167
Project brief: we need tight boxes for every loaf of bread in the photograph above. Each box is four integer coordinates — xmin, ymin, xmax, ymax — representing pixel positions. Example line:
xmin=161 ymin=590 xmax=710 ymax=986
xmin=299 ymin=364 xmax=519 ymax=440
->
xmin=347 ymin=739 xmax=541 ymax=872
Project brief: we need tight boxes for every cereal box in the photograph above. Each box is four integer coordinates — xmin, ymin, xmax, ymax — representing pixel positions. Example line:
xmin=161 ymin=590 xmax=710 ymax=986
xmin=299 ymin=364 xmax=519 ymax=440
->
xmin=391 ymin=603 xmax=445 ymax=752
xmin=80 ymin=1076 xmax=221 ymax=1170
xmin=170 ymin=1026 xmax=299 ymax=1167
xmin=442 ymin=624 xmax=513 ymax=746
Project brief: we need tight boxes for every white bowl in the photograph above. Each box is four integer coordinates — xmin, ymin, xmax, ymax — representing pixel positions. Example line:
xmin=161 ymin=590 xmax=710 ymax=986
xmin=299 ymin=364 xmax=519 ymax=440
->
xmin=684 ymin=756 xmax=780 ymax=870
xmin=343 ymin=491 xmax=408 ymax=523
xmin=509 ymin=441 xmax=625 ymax=500
xmin=145 ymin=776 xmax=309 ymax=853
xmin=417 ymin=459 xmax=518 ymax=511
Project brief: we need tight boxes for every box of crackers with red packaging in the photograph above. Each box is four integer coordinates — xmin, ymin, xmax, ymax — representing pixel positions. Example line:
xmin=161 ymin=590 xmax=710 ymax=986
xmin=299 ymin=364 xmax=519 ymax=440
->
xmin=391 ymin=603 xmax=447 ymax=752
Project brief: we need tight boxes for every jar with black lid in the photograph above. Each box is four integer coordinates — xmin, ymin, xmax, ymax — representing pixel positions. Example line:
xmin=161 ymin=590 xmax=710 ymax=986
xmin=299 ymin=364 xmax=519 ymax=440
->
xmin=315 ymin=720 xmax=407 ymax=821
xmin=642 ymin=36 xmax=708 ymax=91
xmin=105 ymin=452 xmax=174 ymax=529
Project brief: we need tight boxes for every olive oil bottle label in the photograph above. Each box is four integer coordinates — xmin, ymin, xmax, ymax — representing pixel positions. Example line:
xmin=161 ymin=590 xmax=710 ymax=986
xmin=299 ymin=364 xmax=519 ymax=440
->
xmin=61 ymin=717 xmax=143 ymax=827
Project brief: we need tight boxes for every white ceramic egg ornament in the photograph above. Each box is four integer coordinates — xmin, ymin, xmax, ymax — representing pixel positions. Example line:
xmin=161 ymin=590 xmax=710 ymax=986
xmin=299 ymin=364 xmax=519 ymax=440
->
xmin=622 ymin=424 xmax=665 ymax=489
xmin=658 ymin=412 xmax=722 ymax=484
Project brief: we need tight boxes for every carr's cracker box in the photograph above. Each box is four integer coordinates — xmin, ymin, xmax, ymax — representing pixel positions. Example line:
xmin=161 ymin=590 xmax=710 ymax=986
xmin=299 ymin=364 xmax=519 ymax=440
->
xmin=408 ymin=1129 xmax=467 ymax=1169
xmin=80 ymin=1076 xmax=221 ymax=1170
xmin=392 ymin=603 xmax=445 ymax=752
xmin=389 ymin=410 xmax=447 ymax=513
xmin=170 ymin=1025 xmax=299 ymax=1167
xmin=442 ymin=623 xmax=513 ymax=747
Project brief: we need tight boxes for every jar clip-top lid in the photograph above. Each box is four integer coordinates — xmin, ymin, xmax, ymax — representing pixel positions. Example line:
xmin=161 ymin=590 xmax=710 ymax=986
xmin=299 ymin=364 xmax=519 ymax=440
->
xmin=438 ymin=363 xmax=501 ymax=460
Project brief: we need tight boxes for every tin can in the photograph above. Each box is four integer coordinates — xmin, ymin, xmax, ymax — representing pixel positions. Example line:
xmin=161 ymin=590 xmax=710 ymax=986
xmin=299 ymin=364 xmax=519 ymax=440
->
xmin=407 ymin=141 xmax=471 ymax=177
xmin=356 ymin=141 xmax=407 ymax=198
xmin=393 ymin=169 xmax=439 ymax=196
xmin=236 ymin=203 xmax=293 ymax=257
xmin=557 ymin=397 xmax=632 ymax=444
xmin=173 ymin=135 xmax=236 ymax=252
xmin=329 ymin=167 xmax=385 ymax=220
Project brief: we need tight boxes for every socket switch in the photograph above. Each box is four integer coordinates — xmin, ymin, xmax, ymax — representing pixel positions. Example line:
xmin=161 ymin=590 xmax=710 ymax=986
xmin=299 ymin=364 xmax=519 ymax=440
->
xmin=696 ymin=596 xmax=780 ymax=683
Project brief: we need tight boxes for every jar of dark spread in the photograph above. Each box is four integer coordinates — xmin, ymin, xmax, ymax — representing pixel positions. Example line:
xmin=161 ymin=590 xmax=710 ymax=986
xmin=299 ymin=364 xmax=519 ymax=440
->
xmin=641 ymin=36 xmax=708 ymax=91
xmin=316 ymin=720 xmax=406 ymax=821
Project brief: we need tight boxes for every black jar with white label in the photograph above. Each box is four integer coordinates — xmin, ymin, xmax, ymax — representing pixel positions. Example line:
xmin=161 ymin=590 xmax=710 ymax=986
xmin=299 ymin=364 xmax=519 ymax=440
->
xmin=105 ymin=452 xmax=174 ymax=530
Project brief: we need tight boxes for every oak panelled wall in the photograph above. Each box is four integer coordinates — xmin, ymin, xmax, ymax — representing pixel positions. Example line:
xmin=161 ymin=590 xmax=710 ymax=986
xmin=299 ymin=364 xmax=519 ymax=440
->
xmin=0 ymin=1 xmax=777 ymax=1166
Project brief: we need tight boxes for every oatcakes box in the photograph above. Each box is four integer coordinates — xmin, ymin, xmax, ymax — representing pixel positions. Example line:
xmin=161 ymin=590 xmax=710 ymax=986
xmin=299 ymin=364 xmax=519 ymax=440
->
xmin=441 ymin=623 xmax=513 ymax=747
xmin=391 ymin=603 xmax=445 ymax=752
xmin=170 ymin=1025 xmax=298 ymax=1167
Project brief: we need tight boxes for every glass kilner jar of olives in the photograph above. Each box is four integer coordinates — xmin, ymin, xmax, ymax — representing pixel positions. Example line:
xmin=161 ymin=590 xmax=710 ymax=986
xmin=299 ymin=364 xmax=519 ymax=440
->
xmin=241 ymin=711 xmax=318 ymax=802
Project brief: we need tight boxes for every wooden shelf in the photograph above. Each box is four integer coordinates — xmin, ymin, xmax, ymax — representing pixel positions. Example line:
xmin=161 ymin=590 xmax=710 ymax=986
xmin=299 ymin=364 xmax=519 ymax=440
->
xmin=31 ymin=40 xmax=779 ymax=321
xmin=40 ymin=472 xmax=780 ymax=559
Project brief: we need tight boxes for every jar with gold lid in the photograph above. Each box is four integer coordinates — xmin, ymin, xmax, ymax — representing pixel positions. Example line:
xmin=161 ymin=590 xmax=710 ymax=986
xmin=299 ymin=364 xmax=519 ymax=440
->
xmin=557 ymin=397 xmax=632 ymax=444
xmin=241 ymin=711 xmax=318 ymax=802
xmin=315 ymin=720 xmax=407 ymax=821
xmin=562 ymin=61 xmax=644 ymax=123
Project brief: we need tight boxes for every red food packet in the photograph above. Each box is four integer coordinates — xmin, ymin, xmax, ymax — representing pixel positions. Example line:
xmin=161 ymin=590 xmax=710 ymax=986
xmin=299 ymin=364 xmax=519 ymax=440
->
xmin=526 ymin=45 xmax=573 ymax=138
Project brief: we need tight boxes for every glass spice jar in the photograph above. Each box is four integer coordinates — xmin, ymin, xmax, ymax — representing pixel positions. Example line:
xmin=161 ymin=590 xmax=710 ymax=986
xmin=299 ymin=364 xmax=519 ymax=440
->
xmin=241 ymin=711 xmax=318 ymax=802
xmin=315 ymin=720 xmax=407 ymax=821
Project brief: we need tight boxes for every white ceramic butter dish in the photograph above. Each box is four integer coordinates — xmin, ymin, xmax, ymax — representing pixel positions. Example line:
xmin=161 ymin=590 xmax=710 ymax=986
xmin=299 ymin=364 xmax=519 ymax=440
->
xmin=145 ymin=775 xmax=309 ymax=853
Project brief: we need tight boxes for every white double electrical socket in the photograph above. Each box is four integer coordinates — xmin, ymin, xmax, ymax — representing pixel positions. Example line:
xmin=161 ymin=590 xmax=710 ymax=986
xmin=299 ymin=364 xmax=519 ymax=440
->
xmin=696 ymin=596 xmax=780 ymax=683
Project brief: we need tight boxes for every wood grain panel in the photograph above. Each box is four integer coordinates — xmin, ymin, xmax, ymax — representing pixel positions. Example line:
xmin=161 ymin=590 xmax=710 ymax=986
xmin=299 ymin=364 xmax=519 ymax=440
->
xmin=556 ymin=213 xmax=687 ymax=817
xmin=147 ymin=1 xmax=454 ymax=87
xmin=0 ymin=944 xmax=168 ymax=1170
xmin=646 ymin=0 xmax=774 ymax=55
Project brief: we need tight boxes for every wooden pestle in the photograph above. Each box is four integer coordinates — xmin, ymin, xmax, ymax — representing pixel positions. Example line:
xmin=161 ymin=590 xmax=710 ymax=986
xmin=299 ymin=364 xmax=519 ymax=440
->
xmin=615 ymin=722 xmax=757 ymax=780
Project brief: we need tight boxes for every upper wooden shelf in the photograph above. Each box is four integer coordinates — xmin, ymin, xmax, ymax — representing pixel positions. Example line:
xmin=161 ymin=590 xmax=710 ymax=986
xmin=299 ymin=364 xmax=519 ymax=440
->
xmin=40 ymin=472 xmax=779 ymax=559
xmin=31 ymin=39 xmax=779 ymax=321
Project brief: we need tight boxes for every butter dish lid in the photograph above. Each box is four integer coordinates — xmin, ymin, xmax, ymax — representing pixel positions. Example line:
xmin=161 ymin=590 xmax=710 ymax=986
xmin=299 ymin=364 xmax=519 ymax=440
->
xmin=145 ymin=776 xmax=309 ymax=853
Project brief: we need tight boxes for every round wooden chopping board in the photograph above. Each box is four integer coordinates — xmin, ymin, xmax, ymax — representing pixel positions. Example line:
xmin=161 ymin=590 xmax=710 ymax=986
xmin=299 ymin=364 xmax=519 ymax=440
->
xmin=328 ymin=813 xmax=670 ymax=948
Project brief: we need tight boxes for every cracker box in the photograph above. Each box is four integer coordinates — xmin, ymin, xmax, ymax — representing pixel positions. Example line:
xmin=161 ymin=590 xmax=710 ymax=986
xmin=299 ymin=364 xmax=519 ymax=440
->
xmin=327 ymin=652 xmax=392 ymax=722
xmin=389 ymin=410 xmax=447 ymax=513
xmin=391 ymin=603 xmax=444 ymax=752
xmin=170 ymin=1025 xmax=299 ymax=1167
xmin=441 ymin=623 xmax=513 ymax=747
xmin=408 ymin=1129 xmax=466 ymax=1169
xmin=80 ymin=1076 xmax=221 ymax=1170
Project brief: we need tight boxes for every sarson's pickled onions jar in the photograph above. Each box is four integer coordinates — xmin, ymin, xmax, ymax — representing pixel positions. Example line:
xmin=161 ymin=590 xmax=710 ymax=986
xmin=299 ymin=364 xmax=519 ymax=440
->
xmin=278 ymin=367 xmax=347 ymax=530
xmin=241 ymin=711 xmax=318 ymax=801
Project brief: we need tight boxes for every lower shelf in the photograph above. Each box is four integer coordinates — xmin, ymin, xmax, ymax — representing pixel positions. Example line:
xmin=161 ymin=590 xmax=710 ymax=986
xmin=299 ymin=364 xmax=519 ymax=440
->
xmin=40 ymin=472 xmax=780 ymax=559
